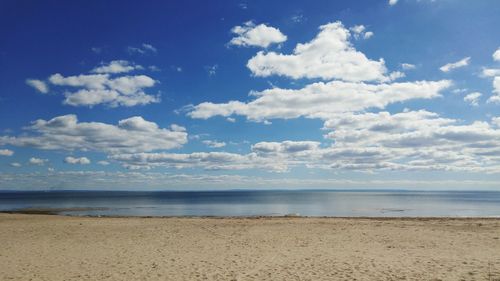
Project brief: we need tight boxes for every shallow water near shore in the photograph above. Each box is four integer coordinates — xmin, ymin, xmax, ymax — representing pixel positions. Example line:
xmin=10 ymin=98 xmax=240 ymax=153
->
xmin=1 ymin=190 xmax=500 ymax=217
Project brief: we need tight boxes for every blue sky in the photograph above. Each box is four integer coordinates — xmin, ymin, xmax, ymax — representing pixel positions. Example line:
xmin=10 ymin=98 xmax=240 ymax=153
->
xmin=1 ymin=0 xmax=500 ymax=190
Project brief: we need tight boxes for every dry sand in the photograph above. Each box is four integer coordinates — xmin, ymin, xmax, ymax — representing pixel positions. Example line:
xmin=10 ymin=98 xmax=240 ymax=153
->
xmin=1 ymin=214 xmax=500 ymax=281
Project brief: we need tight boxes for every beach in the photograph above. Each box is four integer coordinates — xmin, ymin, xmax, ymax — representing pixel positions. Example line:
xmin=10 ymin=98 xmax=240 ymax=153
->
xmin=1 ymin=214 xmax=500 ymax=281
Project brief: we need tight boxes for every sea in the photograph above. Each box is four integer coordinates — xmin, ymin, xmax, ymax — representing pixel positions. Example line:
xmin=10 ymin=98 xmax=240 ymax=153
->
xmin=1 ymin=190 xmax=500 ymax=217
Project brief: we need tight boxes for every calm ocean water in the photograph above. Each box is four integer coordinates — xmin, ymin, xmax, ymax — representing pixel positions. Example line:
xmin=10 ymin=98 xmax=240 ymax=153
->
xmin=1 ymin=190 xmax=500 ymax=217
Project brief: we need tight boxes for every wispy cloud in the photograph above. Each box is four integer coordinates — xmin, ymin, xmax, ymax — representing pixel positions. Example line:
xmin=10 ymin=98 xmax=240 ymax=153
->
xmin=440 ymin=57 xmax=470 ymax=72
xmin=26 ymin=79 xmax=49 ymax=94
xmin=127 ymin=43 xmax=158 ymax=55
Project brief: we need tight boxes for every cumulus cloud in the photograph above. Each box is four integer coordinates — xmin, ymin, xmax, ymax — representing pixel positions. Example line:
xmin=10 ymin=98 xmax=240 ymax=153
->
xmin=29 ymin=157 xmax=48 ymax=166
xmin=363 ymin=31 xmax=374 ymax=39
xmin=229 ymin=21 xmax=287 ymax=48
xmin=97 ymin=160 xmax=110 ymax=165
xmin=91 ymin=60 xmax=143 ymax=74
xmin=29 ymin=59 xmax=160 ymax=107
xmin=464 ymin=92 xmax=482 ymax=106
xmin=0 ymin=115 xmax=187 ymax=154
xmin=0 ymin=149 xmax=13 ymax=156
xmin=26 ymin=79 xmax=49 ymax=94
xmin=10 ymin=162 xmax=21 ymax=167
xmin=349 ymin=25 xmax=373 ymax=40
xmin=112 ymin=111 xmax=500 ymax=173
xmin=389 ymin=0 xmax=399 ymax=5
xmin=481 ymin=49 xmax=500 ymax=104
xmin=47 ymin=72 xmax=159 ymax=107
xmin=439 ymin=57 xmax=470 ymax=72
xmin=181 ymin=20 xmax=500 ymax=174
xmin=320 ymin=110 xmax=500 ymax=172
xmin=64 ymin=156 xmax=91 ymax=165
xmin=247 ymin=21 xmax=390 ymax=82
xmin=493 ymin=47 xmax=500 ymax=61
xmin=202 ymin=140 xmax=226 ymax=148
xmin=188 ymin=80 xmax=451 ymax=122
xmin=487 ymin=77 xmax=500 ymax=103
xmin=481 ymin=48 xmax=500 ymax=103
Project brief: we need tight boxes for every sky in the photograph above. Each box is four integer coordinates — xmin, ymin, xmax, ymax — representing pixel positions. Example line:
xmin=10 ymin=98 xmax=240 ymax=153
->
xmin=1 ymin=0 xmax=500 ymax=190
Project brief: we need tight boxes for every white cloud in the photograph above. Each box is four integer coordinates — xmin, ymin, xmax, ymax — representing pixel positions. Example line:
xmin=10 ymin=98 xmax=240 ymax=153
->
xmin=0 ymin=149 xmax=13 ymax=156
xmin=487 ymin=77 xmax=500 ymax=103
xmin=493 ymin=47 xmax=500 ymax=61
xmin=202 ymin=140 xmax=226 ymax=148
xmin=188 ymin=80 xmax=451 ymax=122
xmin=464 ymin=92 xmax=482 ymax=106
xmin=29 ymin=157 xmax=48 ymax=166
xmin=350 ymin=25 xmax=365 ymax=35
xmin=97 ymin=160 xmax=110 ymax=166
xmin=49 ymin=73 xmax=108 ymax=89
xmin=109 ymin=151 xmax=289 ymax=172
xmin=48 ymin=72 xmax=159 ymax=107
xmin=127 ymin=43 xmax=157 ymax=55
xmin=91 ymin=60 xmax=142 ymax=74
xmin=64 ymin=156 xmax=91 ymax=165
xmin=492 ymin=117 xmax=500 ymax=128
xmin=389 ymin=0 xmax=399 ymax=6
xmin=26 ymin=79 xmax=49 ymax=94
xmin=0 ymin=115 xmax=187 ymax=154
xmin=252 ymin=141 xmax=320 ymax=154
xmin=401 ymin=63 xmax=416 ymax=70
xmin=481 ymin=64 xmax=500 ymax=103
xmin=363 ymin=31 xmax=374 ymax=39
xmin=10 ymin=162 xmax=21 ymax=167
xmin=109 ymin=141 xmax=321 ymax=171
xmin=452 ymin=88 xmax=467 ymax=94
xmin=495 ymin=77 xmax=500 ymax=95
xmin=320 ymin=110 xmax=500 ymax=173
xmin=482 ymin=68 xmax=500 ymax=77
xmin=247 ymin=22 xmax=389 ymax=82
xmin=388 ymin=71 xmax=405 ymax=80
xmin=350 ymin=25 xmax=373 ymax=40
xmin=142 ymin=44 xmax=157 ymax=53
xmin=439 ymin=57 xmax=471 ymax=72
xmin=229 ymin=21 xmax=287 ymax=48
xmin=111 ymin=111 xmax=500 ymax=173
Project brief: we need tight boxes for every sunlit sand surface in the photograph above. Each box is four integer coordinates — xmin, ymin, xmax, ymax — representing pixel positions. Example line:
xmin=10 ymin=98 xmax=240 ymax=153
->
xmin=1 ymin=214 xmax=500 ymax=281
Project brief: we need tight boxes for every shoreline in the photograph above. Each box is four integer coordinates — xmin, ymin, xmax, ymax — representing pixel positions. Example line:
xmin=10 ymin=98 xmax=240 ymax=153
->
xmin=2 ymin=209 xmax=500 ymax=220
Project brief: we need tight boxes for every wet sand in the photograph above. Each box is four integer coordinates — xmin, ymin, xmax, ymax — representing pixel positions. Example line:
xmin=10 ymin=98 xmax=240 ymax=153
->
xmin=1 ymin=214 xmax=500 ymax=281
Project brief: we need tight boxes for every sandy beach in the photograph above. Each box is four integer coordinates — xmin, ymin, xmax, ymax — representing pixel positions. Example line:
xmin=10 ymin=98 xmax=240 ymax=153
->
xmin=1 ymin=214 xmax=500 ymax=281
